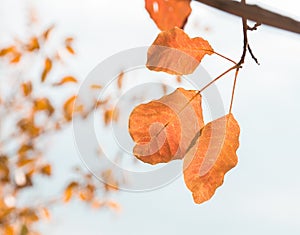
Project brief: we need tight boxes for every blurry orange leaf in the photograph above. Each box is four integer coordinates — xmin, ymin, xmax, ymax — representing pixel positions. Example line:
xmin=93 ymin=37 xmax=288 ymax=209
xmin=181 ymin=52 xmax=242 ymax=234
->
xmin=41 ymin=57 xmax=52 ymax=82
xmin=18 ymin=144 xmax=33 ymax=156
xmin=104 ymin=108 xmax=119 ymax=126
xmin=66 ymin=45 xmax=75 ymax=54
xmin=117 ymin=71 xmax=124 ymax=89
xmin=129 ymin=88 xmax=204 ymax=164
xmin=17 ymin=157 xmax=36 ymax=167
xmin=40 ymin=164 xmax=52 ymax=176
xmin=10 ymin=52 xmax=22 ymax=64
xmin=101 ymin=169 xmax=119 ymax=191
xmin=53 ymin=76 xmax=78 ymax=86
xmin=18 ymin=118 xmax=40 ymax=137
xmin=21 ymin=81 xmax=33 ymax=96
xmin=106 ymin=201 xmax=121 ymax=212
xmin=26 ymin=37 xmax=40 ymax=51
xmin=64 ymin=182 xmax=79 ymax=202
xmin=19 ymin=209 xmax=39 ymax=224
xmin=90 ymin=84 xmax=102 ymax=90
xmin=0 ymin=46 xmax=15 ymax=57
xmin=4 ymin=226 xmax=14 ymax=235
xmin=0 ymin=156 xmax=10 ymax=183
xmin=41 ymin=207 xmax=51 ymax=220
xmin=63 ymin=96 xmax=77 ymax=121
xmin=42 ymin=25 xmax=55 ymax=40
xmin=183 ymin=114 xmax=240 ymax=204
xmin=78 ymin=184 xmax=95 ymax=202
xmin=176 ymin=75 xmax=182 ymax=83
xmin=33 ymin=98 xmax=54 ymax=116
xmin=65 ymin=37 xmax=74 ymax=44
xmin=147 ymin=27 xmax=214 ymax=75
xmin=145 ymin=0 xmax=191 ymax=30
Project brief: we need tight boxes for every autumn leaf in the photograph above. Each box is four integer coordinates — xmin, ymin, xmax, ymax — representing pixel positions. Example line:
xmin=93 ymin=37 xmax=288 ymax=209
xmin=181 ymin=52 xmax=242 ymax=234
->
xmin=183 ymin=114 xmax=240 ymax=204
xmin=21 ymin=81 xmax=33 ymax=96
xmin=147 ymin=27 xmax=214 ymax=75
xmin=129 ymin=88 xmax=204 ymax=164
xmin=117 ymin=71 xmax=124 ymax=89
xmin=40 ymin=164 xmax=52 ymax=176
xmin=53 ymin=76 xmax=78 ymax=86
xmin=26 ymin=37 xmax=40 ymax=52
xmin=64 ymin=182 xmax=79 ymax=202
xmin=63 ymin=96 xmax=76 ymax=121
xmin=104 ymin=108 xmax=119 ymax=126
xmin=33 ymin=98 xmax=55 ymax=116
xmin=41 ymin=57 xmax=52 ymax=82
xmin=145 ymin=0 xmax=191 ymax=30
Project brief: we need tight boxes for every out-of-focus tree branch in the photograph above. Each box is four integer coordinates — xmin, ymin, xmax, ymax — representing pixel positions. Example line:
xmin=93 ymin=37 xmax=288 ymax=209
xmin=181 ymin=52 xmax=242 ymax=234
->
xmin=194 ymin=0 xmax=300 ymax=34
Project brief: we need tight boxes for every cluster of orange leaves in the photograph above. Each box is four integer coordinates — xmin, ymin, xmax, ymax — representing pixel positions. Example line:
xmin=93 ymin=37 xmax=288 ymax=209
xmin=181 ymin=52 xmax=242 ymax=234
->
xmin=0 ymin=22 xmax=122 ymax=234
xmin=128 ymin=0 xmax=241 ymax=204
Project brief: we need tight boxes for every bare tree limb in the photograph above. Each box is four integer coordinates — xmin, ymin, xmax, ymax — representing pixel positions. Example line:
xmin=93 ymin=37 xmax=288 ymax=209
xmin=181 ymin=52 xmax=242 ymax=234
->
xmin=193 ymin=0 xmax=300 ymax=34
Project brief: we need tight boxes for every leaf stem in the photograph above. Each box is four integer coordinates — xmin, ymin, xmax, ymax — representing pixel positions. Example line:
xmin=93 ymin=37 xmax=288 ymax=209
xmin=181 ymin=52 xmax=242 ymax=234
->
xmin=229 ymin=68 xmax=239 ymax=113
xmin=213 ymin=51 xmax=237 ymax=65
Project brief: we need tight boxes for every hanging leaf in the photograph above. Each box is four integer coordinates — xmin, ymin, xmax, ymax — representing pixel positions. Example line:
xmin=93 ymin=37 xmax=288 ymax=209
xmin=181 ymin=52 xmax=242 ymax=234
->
xmin=147 ymin=27 xmax=214 ymax=75
xmin=145 ymin=0 xmax=191 ymax=30
xmin=41 ymin=57 xmax=52 ymax=82
xmin=129 ymin=88 xmax=204 ymax=164
xmin=53 ymin=76 xmax=78 ymax=86
xmin=183 ymin=114 xmax=240 ymax=204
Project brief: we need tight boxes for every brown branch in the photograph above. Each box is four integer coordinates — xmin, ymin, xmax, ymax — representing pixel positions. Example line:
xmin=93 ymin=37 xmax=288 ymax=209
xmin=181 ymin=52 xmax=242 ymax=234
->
xmin=193 ymin=0 xmax=300 ymax=34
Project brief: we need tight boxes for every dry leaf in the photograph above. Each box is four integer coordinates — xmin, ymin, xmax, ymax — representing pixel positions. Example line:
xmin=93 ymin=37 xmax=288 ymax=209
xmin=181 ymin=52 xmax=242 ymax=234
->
xmin=66 ymin=45 xmax=75 ymax=54
xmin=147 ymin=27 xmax=213 ymax=75
xmin=26 ymin=37 xmax=40 ymax=51
xmin=104 ymin=108 xmax=119 ymax=126
xmin=41 ymin=57 xmax=52 ymax=82
xmin=117 ymin=71 xmax=124 ymax=89
xmin=145 ymin=0 xmax=191 ymax=30
xmin=21 ymin=81 xmax=33 ymax=96
xmin=64 ymin=182 xmax=78 ymax=202
xmin=33 ymin=98 xmax=54 ymax=116
xmin=40 ymin=164 xmax=52 ymax=176
xmin=129 ymin=88 xmax=204 ymax=164
xmin=183 ymin=114 xmax=240 ymax=204
xmin=63 ymin=96 xmax=76 ymax=121
xmin=53 ymin=76 xmax=78 ymax=86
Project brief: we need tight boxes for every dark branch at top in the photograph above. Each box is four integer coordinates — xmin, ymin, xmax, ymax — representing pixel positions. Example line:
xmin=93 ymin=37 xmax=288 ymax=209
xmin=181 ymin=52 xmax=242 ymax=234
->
xmin=193 ymin=0 xmax=300 ymax=34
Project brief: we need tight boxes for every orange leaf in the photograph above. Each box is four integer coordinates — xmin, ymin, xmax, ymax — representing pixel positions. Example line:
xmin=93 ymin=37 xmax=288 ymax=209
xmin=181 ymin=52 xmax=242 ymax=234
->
xmin=104 ymin=108 xmax=119 ymax=126
xmin=90 ymin=84 xmax=102 ymax=90
xmin=183 ymin=114 xmax=240 ymax=204
xmin=41 ymin=57 xmax=52 ymax=82
xmin=129 ymin=88 xmax=204 ymax=164
xmin=0 ymin=46 xmax=16 ymax=57
xmin=42 ymin=25 xmax=55 ymax=41
xmin=63 ymin=96 xmax=76 ymax=121
xmin=145 ymin=0 xmax=191 ymax=30
xmin=117 ymin=71 xmax=124 ymax=89
xmin=40 ymin=164 xmax=52 ymax=176
xmin=26 ymin=37 xmax=40 ymax=51
xmin=33 ymin=98 xmax=54 ymax=116
xmin=53 ymin=76 xmax=78 ymax=86
xmin=66 ymin=45 xmax=75 ymax=54
xmin=147 ymin=27 xmax=214 ymax=75
xmin=64 ymin=182 xmax=78 ymax=202
xmin=21 ymin=81 xmax=33 ymax=96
